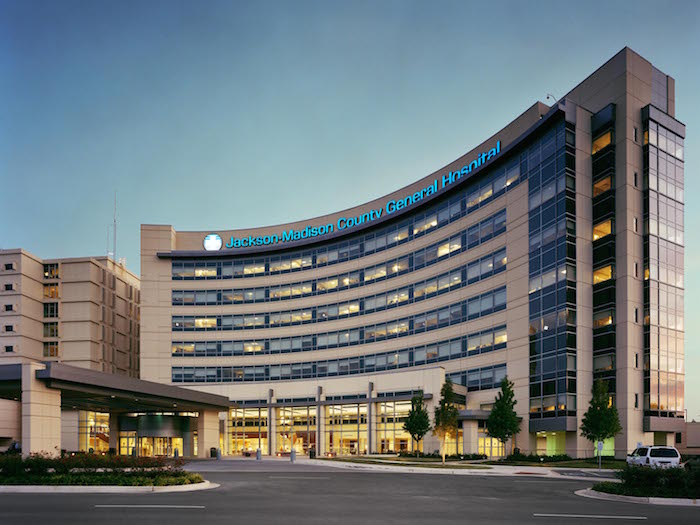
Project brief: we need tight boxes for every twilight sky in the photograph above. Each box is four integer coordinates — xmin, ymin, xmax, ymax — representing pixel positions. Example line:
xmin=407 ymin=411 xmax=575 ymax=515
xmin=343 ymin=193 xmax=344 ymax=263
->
xmin=1 ymin=0 xmax=699 ymax=417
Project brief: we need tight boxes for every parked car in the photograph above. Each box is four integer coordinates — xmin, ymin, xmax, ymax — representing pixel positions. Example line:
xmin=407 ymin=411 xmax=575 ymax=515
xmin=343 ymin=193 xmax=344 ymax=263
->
xmin=627 ymin=446 xmax=681 ymax=468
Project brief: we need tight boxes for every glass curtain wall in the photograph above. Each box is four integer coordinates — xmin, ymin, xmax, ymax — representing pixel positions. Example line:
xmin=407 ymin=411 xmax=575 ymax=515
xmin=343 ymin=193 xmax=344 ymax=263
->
xmin=324 ymin=403 xmax=368 ymax=455
xmin=275 ymin=406 xmax=316 ymax=455
xmin=643 ymin=114 xmax=685 ymax=419
xmin=230 ymin=407 xmax=269 ymax=455
xmin=78 ymin=411 xmax=110 ymax=453
xmin=375 ymin=400 xmax=413 ymax=453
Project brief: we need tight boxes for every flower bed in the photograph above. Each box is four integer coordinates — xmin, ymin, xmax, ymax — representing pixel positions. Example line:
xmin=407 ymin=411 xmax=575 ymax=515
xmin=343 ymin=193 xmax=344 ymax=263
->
xmin=0 ymin=453 xmax=203 ymax=486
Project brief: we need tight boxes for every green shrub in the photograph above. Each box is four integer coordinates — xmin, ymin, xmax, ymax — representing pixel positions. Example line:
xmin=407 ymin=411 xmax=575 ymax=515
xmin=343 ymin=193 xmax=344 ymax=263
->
xmin=596 ymin=465 xmax=700 ymax=499
xmin=0 ymin=454 xmax=25 ymax=476
xmin=505 ymin=451 xmax=573 ymax=463
xmin=23 ymin=453 xmax=54 ymax=475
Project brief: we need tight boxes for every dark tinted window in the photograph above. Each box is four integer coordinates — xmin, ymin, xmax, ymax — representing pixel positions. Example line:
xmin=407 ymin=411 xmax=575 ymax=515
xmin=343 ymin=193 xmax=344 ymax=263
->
xmin=637 ymin=447 xmax=648 ymax=456
xmin=650 ymin=448 xmax=678 ymax=458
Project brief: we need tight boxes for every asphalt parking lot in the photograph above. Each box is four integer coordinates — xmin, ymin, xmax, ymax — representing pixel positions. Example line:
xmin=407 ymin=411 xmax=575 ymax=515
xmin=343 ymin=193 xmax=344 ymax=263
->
xmin=0 ymin=459 xmax=696 ymax=524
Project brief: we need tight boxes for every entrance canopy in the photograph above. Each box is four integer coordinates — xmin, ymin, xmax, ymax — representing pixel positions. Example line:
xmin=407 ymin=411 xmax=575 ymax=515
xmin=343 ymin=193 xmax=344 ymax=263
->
xmin=0 ymin=362 xmax=229 ymax=413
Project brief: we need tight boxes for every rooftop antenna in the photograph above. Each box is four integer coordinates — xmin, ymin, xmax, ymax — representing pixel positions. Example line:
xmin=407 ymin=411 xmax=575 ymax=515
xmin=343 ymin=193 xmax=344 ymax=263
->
xmin=107 ymin=226 xmax=112 ymax=258
xmin=113 ymin=191 xmax=117 ymax=263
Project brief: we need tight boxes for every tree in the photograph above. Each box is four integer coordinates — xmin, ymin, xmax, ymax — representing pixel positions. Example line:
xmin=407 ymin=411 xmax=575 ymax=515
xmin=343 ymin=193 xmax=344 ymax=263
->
xmin=403 ymin=393 xmax=431 ymax=457
xmin=486 ymin=376 xmax=520 ymax=456
xmin=580 ymin=380 xmax=622 ymax=469
xmin=432 ymin=379 xmax=459 ymax=464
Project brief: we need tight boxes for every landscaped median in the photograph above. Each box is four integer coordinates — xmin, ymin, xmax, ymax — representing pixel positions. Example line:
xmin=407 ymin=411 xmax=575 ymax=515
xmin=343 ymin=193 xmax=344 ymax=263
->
xmin=0 ymin=453 xmax=212 ymax=492
xmin=592 ymin=465 xmax=699 ymax=499
xmin=318 ymin=456 xmax=492 ymax=470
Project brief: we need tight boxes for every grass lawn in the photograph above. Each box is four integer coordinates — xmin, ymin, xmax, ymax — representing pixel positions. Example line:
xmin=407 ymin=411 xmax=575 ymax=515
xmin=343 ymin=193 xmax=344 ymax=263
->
xmin=485 ymin=459 xmax=627 ymax=469
xmin=318 ymin=457 xmax=491 ymax=469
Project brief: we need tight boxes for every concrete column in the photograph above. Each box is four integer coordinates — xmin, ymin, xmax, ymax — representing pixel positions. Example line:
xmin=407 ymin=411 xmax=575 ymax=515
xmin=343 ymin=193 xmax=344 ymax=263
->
xmin=367 ymin=382 xmax=375 ymax=454
xmin=315 ymin=386 xmax=323 ymax=456
xmin=60 ymin=409 xmax=79 ymax=452
xmin=462 ymin=420 xmax=479 ymax=455
xmin=21 ymin=362 xmax=61 ymax=458
xmin=196 ymin=409 xmax=219 ymax=458
xmin=221 ymin=410 xmax=230 ymax=456
xmin=267 ymin=389 xmax=276 ymax=455
xmin=108 ymin=413 xmax=120 ymax=452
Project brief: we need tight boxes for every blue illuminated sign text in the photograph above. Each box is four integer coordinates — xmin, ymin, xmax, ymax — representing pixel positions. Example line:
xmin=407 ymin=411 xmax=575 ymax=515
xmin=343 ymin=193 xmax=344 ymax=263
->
xmin=223 ymin=141 xmax=501 ymax=250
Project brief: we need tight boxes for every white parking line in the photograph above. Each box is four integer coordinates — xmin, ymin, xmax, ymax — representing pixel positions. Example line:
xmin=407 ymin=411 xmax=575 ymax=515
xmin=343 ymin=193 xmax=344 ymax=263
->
xmin=95 ymin=505 xmax=205 ymax=509
xmin=533 ymin=513 xmax=647 ymax=520
xmin=268 ymin=476 xmax=330 ymax=480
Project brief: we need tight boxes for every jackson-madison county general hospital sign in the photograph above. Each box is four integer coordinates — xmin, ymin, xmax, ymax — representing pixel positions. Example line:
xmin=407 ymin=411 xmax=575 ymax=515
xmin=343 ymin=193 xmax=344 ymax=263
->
xmin=203 ymin=141 xmax=502 ymax=252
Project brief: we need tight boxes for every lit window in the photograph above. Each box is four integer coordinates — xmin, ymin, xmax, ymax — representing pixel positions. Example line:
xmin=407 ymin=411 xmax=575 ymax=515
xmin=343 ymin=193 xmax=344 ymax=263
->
xmin=43 ymin=284 xmax=59 ymax=298
xmin=43 ymin=263 xmax=59 ymax=279
xmin=194 ymin=267 xmax=217 ymax=277
xmin=593 ymin=265 xmax=613 ymax=284
xmin=592 ymin=219 xmax=612 ymax=241
xmin=593 ymin=176 xmax=612 ymax=196
xmin=194 ymin=317 xmax=217 ymax=329
xmin=244 ymin=342 xmax=263 ymax=354
xmin=592 ymin=131 xmax=612 ymax=154
xmin=338 ymin=302 xmax=359 ymax=316
xmin=43 ymin=342 xmax=58 ymax=357
xmin=593 ymin=310 xmax=614 ymax=329
xmin=244 ymin=264 xmax=265 ymax=275
xmin=317 ymin=279 xmax=338 ymax=292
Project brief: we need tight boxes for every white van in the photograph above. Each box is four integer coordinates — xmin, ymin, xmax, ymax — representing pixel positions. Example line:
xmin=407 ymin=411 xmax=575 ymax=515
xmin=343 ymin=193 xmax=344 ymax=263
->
xmin=626 ymin=446 xmax=681 ymax=468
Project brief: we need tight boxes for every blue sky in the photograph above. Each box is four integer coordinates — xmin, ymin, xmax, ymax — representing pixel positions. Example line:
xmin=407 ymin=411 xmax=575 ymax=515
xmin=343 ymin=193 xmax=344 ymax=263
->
xmin=1 ymin=0 xmax=699 ymax=417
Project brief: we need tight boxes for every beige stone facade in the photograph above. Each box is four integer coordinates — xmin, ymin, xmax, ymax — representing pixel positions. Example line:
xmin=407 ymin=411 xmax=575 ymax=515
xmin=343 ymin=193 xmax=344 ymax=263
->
xmin=139 ymin=48 xmax=685 ymax=459
xmin=137 ymin=48 xmax=686 ymax=459
xmin=0 ymin=249 xmax=141 ymax=450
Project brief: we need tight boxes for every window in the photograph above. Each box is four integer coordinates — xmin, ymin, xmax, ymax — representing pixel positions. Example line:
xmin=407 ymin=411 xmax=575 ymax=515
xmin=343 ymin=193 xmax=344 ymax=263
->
xmin=592 ymin=219 xmax=612 ymax=241
xmin=44 ymin=303 xmax=58 ymax=318
xmin=593 ymin=176 xmax=612 ymax=197
xmin=634 ymin=262 xmax=639 ymax=279
xmin=43 ymin=263 xmax=59 ymax=279
xmin=633 ymin=127 xmax=639 ymax=143
xmin=43 ymin=284 xmax=59 ymax=299
xmin=593 ymin=265 xmax=613 ymax=284
xmin=4 ymin=345 xmax=12 ymax=353
xmin=593 ymin=310 xmax=614 ymax=329
xmin=634 ymin=172 xmax=639 ymax=188
xmin=4 ymin=304 xmax=13 ymax=312
xmin=194 ymin=317 xmax=217 ymax=329
xmin=592 ymin=131 xmax=612 ymax=154
xmin=635 ymin=393 xmax=639 ymax=409
xmin=43 ymin=322 xmax=58 ymax=338
xmin=635 ymin=353 xmax=639 ymax=368
xmin=4 ymin=325 xmax=13 ymax=332
xmin=43 ymin=342 xmax=58 ymax=357
xmin=633 ymin=217 xmax=639 ymax=233
xmin=4 ymin=263 xmax=15 ymax=271
xmin=634 ymin=307 xmax=639 ymax=324
xmin=4 ymin=284 xmax=13 ymax=291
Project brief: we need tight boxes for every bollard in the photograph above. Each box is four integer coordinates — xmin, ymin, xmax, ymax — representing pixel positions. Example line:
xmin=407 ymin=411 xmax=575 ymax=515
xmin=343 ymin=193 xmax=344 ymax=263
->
xmin=217 ymin=448 xmax=222 ymax=460
xmin=256 ymin=448 xmax=262 ymax=461
xmin=290 ymin=449 xmax=296 ymax=463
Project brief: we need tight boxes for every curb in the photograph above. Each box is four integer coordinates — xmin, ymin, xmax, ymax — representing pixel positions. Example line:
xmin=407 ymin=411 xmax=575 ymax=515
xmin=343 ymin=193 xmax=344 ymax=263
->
xmin=575 ymin=488 xmax=700 ymax=507
xmin=0 ymin=480 xmax=219 ymax=494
